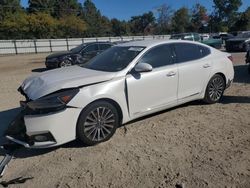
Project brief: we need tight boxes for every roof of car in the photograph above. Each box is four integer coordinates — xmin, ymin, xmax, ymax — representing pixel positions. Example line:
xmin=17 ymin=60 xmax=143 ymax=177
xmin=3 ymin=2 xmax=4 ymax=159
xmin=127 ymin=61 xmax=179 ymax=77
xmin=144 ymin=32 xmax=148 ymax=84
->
xmin=116 ymin=39 xmax=201 ymax=48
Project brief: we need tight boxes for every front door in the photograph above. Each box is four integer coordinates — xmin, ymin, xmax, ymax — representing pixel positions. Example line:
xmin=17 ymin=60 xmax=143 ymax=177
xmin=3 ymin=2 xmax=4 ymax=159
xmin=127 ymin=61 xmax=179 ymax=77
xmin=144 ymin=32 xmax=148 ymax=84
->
xmin=126 ymin=44 xmax=178 ymax=118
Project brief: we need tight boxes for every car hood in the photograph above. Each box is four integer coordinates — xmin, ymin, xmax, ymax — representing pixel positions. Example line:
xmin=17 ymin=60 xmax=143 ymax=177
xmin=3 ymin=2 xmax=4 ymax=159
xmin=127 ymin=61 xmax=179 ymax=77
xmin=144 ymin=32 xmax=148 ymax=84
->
xmin=46 ymin=51 xmax=73 ymax=59
xmin=21 ymin=66 xmax=116 ymax=100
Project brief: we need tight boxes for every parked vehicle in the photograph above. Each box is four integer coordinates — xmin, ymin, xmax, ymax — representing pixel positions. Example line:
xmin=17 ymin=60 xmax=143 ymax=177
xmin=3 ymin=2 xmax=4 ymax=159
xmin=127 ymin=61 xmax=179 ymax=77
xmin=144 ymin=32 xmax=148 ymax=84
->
xmin=246 ymin=49 xmax=250 ymax=73
xmin=170 ymin=33 xmax=222 ymax=49
xmin=225 ymin=31 xmax=250 ymax=52
xmin=45 ymin=42 xmax=113 ymax=68
xmin=211 ymin=33 xmax=234 ymax=41
xmin=6 ymin=40 xmax=234 ymax=148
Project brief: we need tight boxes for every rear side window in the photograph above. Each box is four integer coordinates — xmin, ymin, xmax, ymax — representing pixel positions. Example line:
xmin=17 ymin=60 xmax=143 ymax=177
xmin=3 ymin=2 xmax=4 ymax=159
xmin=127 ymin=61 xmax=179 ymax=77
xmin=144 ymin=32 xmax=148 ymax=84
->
xmin=174 ymin=43 xmax=202 ymax=63
xmin=138 ymin=44 xmax=174 ymax=68
xmin=199 ymin=45 xmax=211 ymax=57
xmin=83 ymin=44 xmax=98 ymax=53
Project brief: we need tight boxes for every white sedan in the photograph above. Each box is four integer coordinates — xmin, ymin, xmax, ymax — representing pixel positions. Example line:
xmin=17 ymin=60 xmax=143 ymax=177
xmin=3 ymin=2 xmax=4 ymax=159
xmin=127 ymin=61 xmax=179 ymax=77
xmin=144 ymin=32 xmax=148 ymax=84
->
xmin=5 ymin=40 xmax=234 ymax=148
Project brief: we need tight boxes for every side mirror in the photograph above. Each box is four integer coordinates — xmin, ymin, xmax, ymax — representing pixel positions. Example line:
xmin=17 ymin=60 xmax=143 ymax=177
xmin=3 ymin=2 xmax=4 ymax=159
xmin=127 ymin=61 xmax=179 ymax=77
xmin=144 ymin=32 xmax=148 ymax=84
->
xmin=134 ymin=63 xmax=153 ymax=73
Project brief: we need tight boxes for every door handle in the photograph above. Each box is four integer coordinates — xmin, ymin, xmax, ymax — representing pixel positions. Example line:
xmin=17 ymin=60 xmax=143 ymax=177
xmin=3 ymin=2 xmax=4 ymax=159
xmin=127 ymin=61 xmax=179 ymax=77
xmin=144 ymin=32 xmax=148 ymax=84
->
xmin=203 ymin=64 xmax=211 ymax=68
xmin=167 ymin=71 xmax=176 ymax=77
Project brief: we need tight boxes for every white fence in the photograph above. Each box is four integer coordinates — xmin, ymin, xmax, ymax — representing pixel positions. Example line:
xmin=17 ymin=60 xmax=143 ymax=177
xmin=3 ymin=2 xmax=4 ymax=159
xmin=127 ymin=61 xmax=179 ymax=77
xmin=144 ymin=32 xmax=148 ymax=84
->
xmin=0 ymin=35 xmax=170 ymax=55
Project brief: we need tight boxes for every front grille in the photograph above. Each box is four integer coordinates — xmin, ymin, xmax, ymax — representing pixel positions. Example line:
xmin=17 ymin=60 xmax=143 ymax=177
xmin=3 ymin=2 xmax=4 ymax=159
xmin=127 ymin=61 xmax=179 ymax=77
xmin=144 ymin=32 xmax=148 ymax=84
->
xmin=5 ymin=111 xmax=26 ymax=136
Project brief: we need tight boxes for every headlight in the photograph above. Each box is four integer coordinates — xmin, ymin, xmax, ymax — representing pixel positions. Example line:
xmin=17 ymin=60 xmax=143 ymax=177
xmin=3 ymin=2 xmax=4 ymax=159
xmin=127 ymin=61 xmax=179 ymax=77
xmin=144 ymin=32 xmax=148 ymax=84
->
xmin=26 ymin=89 xmax=79 ymax=114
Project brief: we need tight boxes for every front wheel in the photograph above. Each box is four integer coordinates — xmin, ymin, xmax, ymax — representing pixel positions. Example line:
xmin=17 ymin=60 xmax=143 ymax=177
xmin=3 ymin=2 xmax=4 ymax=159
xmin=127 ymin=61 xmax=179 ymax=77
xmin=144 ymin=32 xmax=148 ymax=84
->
xmin=59 ymin=59 xmax=72 ymax=68
xmin=203 ymin=74 xmax=226 ymax=104
xmin=76 ymin=101 xmax=119 ymax=146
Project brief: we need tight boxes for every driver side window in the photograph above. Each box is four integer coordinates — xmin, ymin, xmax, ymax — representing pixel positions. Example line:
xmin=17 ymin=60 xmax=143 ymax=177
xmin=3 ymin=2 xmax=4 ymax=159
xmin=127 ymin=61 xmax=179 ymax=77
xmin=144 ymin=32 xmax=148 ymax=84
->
xmin=138 ymin=44 xmax=174 ymax=68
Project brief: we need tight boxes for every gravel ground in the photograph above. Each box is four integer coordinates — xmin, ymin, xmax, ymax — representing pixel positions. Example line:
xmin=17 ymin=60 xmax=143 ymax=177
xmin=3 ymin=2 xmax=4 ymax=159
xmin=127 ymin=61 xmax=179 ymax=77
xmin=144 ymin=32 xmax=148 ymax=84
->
xmin=0 ymin=52 xmax=249 ymax=188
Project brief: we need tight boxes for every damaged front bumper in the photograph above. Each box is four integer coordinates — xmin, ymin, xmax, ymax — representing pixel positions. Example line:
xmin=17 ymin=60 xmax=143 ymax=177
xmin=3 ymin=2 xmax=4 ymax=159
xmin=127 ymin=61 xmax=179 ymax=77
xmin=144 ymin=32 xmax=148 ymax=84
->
xmin=5 ymin=105 xmax=82 ymax=149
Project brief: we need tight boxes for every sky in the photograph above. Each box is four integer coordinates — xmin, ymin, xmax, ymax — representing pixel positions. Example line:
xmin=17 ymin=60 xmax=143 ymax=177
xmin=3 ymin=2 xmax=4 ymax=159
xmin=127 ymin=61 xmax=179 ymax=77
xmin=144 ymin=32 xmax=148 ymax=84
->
xmin=21 ymin=0 xmax=250 ymax=20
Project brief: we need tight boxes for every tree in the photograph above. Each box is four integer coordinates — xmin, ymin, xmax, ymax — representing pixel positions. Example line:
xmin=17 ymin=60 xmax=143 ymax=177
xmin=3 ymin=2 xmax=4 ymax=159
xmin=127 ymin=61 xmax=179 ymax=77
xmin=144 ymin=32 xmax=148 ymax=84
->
xmin=213 ymin=0 xmax=242 ymax=30
xmin=191 ymin=3 xmax=209 ymax=33
xmin=27 ymin=12 xmax=58 ymax=38
xmin=28 ymin=0 xmax=55 ymax=14
xmin=231 ymin=7 xmax=250 ymax=31
xmin=53 ymin=0 xmax=82 ymax=18
xmin=82 ymin=0 xmax=103 ymax=36
xmin=156 ymin=4 xmax=173 ymax=34
xmin=57 ymin=15 xmax=87 ymax=38
xmin=111 ymin=18 xmax=129 ymax=36
xmin=129 ymin=11 xmax=155 ymax=35
xmin=171 ymin=7 xmax=191 ymax=33
xmin=0 ymin=0 xmax=22 ymax=21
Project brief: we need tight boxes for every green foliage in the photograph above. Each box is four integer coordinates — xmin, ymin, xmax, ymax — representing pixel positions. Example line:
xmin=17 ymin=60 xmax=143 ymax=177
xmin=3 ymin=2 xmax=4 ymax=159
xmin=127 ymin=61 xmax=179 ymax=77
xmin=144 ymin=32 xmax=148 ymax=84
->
xmin=129 ymin=11 xmax=156 ymax=35
xmin=212 ymin=0 xmax=242 ymax=30
xmin=0 ymin=0 xmax=248 ymax=39
xmin=28 ymin=0 xmax=55 ymax=14
xmin=191 ymin=3 xmax=209 ymax=33
xmin=57 ymin=15 xmax=87 ymax=38
xmin=0 ymin=11 xmax=29 ymax=39
xmin=82 ymin=0 xmax=102 ymax=36
xmin=111 ymin=19 xmax=130 ymax=36
xmin=231 ymin=7 xmax=250 ymax=31
xmin=172 ymin=7 xmax=191 ymax=33
xmin=0 ymin=0 xmax=22 ymax=21
xmin=27 ymin=12 xmax=58 ymax=39
xmin=155 ymin=4 xmax=173 ymax=34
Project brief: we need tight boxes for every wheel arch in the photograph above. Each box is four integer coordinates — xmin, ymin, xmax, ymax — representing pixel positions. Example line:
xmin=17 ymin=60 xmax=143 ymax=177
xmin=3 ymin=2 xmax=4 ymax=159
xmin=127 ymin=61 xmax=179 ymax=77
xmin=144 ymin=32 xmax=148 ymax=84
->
xmin=78 ymin=98 xmax=124 ymax=125
xmin=214 ymin=72 xmax=227 ymax=85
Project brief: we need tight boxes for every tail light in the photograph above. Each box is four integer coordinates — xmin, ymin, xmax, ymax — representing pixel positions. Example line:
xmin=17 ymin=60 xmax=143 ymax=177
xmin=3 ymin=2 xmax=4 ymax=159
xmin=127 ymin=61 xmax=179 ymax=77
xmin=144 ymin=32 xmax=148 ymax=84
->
xmin=228 ymin=55 xmax=233 ymax=63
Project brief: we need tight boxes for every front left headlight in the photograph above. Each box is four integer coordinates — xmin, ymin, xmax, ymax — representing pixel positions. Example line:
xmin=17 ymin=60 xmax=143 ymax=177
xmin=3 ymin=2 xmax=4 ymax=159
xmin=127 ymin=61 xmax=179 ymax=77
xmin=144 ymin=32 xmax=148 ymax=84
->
xmin=26 ymin=89 xmax=79 ymax=114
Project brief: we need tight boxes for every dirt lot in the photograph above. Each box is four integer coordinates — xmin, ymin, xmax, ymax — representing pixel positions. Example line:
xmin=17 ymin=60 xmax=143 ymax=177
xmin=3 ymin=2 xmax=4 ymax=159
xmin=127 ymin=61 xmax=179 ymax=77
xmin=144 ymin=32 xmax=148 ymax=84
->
xmin=0 ymin=52 xmax=249 ymax=188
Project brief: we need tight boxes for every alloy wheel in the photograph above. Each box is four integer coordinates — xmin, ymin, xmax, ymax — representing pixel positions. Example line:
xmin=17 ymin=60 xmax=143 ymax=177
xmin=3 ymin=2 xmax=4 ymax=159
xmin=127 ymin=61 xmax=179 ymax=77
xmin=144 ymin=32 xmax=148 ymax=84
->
xmin=83 ymin=107 xmax=115 ymax=142
xmin=208 ymin=76 xmax=224 ymax=101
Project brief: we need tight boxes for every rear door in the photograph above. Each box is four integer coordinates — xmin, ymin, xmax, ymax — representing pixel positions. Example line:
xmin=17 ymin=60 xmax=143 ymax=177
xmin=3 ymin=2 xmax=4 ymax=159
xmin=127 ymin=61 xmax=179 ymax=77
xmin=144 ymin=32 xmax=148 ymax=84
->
xmin=173 ymin=43 xmax=212 ymax=101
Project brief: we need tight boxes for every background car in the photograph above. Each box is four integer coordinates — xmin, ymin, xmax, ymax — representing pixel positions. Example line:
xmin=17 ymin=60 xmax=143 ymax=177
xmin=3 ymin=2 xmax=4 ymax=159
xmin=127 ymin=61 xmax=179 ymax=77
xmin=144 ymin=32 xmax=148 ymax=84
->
xmin=170 ymin=33 xmax=222 ymax=49
xmin=45 ymin=42 xmax=113 ymax=68
xmin=246 ymin=49 xmax=250 ymax=73
xmin=6 ymin=40 xmax=234 ymax=148
xmin=225 ymin=31 xmax=250 ymax=52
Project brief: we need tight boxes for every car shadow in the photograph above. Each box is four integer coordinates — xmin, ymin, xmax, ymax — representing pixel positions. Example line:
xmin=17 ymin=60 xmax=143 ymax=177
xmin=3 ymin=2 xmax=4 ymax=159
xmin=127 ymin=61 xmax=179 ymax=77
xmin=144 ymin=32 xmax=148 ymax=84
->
xmin=31 ymin=68 xmax=48 ymax=73
xmin=233 ymin=65 xmax=250 ymax=84
xmin=220 ymin=95 xmax=250 ymax=104
xmin=0 ymin=93 xmax=248 ymax=159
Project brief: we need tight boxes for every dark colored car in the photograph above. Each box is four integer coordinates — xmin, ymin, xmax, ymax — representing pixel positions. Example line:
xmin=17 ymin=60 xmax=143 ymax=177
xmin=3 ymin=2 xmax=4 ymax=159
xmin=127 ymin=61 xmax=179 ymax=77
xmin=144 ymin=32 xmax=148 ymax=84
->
xmin=246 ymin=50 xmax=250 ymax=73
xmin=45 ymin=42 xmax=113 ymax=68
xmin=225 ymin=31 xmax=250 ymax=52
xmin=170 ymin=33 xmax=222 ymax=49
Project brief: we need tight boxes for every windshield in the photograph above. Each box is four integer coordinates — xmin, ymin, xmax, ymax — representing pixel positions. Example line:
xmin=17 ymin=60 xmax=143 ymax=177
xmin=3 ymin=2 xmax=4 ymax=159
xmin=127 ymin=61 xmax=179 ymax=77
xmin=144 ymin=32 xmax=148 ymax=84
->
xmin=82 ymin=46 xmax=145 ymax=72
xmin=70 ymin=44 xmax=87 ymax=53
xmin=236 ymin=32 xmax=250 ymax=38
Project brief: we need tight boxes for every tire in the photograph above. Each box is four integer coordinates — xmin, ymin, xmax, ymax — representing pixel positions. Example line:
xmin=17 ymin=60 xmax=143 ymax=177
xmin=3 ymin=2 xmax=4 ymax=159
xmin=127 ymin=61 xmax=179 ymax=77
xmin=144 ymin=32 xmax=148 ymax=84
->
xmin=76 ymin=101 xmax=119 ymax=146
xmin=203 ymin=74 xmax=226 ymax=104
xmin=59 ymin=59 xmax=72 ymax=68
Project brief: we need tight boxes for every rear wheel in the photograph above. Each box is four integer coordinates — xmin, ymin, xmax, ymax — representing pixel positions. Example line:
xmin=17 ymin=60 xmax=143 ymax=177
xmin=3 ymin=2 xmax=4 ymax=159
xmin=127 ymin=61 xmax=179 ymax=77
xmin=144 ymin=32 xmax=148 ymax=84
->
xmin=76 ymin=101 xmax=119 ymax=146
xmin=203 ymin=74 xmax=226 ymax=104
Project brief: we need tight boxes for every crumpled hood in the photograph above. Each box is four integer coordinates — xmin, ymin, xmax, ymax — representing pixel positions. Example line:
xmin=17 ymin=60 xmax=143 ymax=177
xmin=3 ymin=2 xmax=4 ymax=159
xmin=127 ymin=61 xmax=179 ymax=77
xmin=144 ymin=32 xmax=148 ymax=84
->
xmin=21 ymin=66 xmax=116 ymax=100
